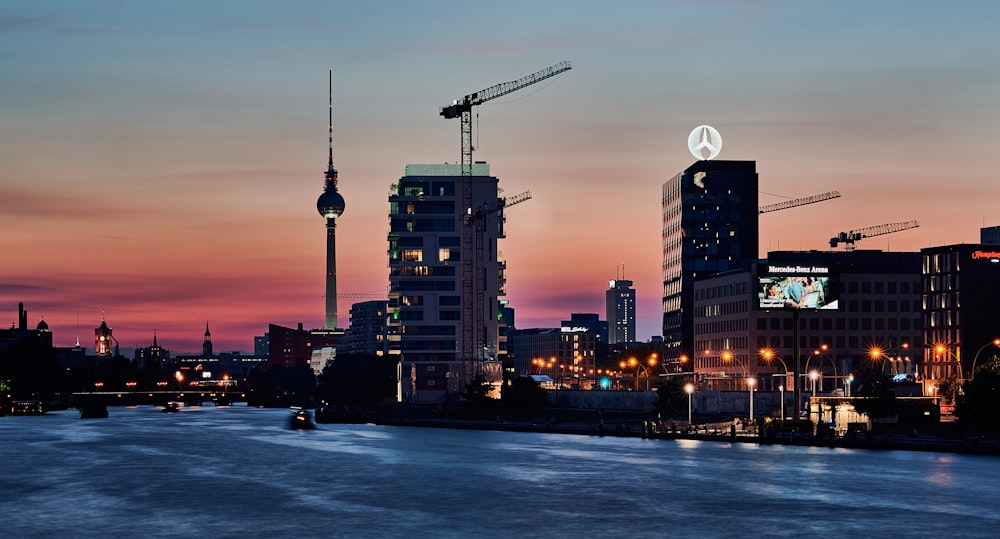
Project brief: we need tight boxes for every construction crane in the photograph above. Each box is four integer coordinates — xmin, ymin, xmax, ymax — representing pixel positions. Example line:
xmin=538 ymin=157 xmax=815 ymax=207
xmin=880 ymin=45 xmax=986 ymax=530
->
xmin=829 ymin=220 xmax=920 ymax=250
xmin=440 ymin=62 xmax=570 ymax=390
xmin=759 ymin=191 xmax=841 ymax=214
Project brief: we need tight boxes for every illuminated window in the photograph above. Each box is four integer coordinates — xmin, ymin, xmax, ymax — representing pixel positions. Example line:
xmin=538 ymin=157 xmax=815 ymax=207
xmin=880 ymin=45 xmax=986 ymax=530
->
xmin=402 ymin=249 xmax=422 ymax=262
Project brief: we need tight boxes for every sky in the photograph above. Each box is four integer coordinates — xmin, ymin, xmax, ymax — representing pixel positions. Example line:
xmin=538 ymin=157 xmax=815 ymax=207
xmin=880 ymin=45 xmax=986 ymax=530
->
xmin=2 ymin=1 xmax=999 ymax=354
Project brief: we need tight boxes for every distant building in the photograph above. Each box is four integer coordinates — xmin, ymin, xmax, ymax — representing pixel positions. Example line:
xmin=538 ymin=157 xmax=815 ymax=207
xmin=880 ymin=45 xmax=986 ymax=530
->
xmin=1 ymin=303 xmax=84 ymax=370
xmin=345 ymin=300 xmax=392 ymax=356
xmin=310 ymin=346 xmax=336 ymax=375
xmin=174 ymin=323 xmax=266 ymax=380
xmin=560 ymin=313 xmax=607 ymax=344
xmin=606 ymin=280 xmax=636 ymax=345
xmin=507 ymin=328 xmax=597 ymax=387
xmin=1 ymin=302 xmax=53 ymax=351
xmin=267 ymin=323 xmax=342 ymax=369
xmin=94 ymin=317 xmax=114 ymax=357
xmin=662 ymin=160 xmax=759 ymax=363
xmin=134 ymin=331 xmax=170 ymax=369
xmin=253 ymin=333 xmax=269 ymax=358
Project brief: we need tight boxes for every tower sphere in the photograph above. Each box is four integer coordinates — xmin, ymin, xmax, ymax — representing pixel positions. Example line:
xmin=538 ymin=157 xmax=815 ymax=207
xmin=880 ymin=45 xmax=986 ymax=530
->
xmin=317 ymin=189 xmax=345 ymax=219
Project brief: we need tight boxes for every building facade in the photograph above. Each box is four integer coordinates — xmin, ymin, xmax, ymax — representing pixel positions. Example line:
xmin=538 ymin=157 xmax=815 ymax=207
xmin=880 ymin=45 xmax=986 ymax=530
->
xmin=920 ymin=244 xmax=1000 ymax=385
xmin=692 ymin=250 xmax=922 ymax=407
xmin=267 ymin=323 xmax=341 ymax=369
xmin=662 ymin=160 xmax=759 ymax=364
xmin=507 ymin=328 xmax=597 ymax=388
xmin=606 ymin=280 xmax=636 ymax=345
xmin=345 ymin=300 xmax=393 ymax=356
xmin=387 ymin=163 xmax=507 ymax=402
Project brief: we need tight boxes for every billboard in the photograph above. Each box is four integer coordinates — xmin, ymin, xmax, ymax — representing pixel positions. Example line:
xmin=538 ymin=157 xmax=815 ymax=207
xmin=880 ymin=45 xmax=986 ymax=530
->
xmin=758 ymin=263 xmax=838 ymax=310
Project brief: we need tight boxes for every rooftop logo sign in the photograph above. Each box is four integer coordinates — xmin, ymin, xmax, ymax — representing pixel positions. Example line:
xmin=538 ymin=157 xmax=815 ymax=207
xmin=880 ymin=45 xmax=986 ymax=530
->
xmin=688 ymin=125 xmax=722 ymax=161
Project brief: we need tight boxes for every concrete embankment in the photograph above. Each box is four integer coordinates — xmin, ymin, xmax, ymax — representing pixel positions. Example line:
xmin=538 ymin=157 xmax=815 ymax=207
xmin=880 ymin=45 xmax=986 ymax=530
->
xmin=375 ymin=416 xmax=1000 ymax=456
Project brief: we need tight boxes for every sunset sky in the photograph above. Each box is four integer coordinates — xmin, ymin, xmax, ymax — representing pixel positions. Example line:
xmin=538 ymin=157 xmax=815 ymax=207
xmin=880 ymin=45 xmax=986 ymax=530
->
xmin=2 ymin=1 xmax=998 ymax=353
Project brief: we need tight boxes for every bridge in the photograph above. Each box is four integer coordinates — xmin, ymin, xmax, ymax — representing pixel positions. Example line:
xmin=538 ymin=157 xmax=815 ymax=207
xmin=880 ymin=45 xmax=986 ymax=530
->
xmin=69 ymin=390 xmax=246 ymax=408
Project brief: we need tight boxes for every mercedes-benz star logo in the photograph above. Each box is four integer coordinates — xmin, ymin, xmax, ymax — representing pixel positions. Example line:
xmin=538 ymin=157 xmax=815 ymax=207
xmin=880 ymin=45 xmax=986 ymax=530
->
xmin=688 ymin=125 xmax=722 ymax=161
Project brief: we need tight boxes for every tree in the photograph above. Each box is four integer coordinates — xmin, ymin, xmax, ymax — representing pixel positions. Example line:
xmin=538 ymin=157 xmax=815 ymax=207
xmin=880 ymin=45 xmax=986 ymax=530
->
xmin=245 ymin=363 xmax=316 ymax=408
xmin=502 ymin=376 xmax=548 ymax=415
xmin=937 ymin=375 xmax=962 ymax=405
xmin=955 ymin=356 xmax=1000 ymax=432
xmin=464 ymin=374 xmax=494 ymax=407
xmin=851 ymin=363 xmax=896 ymax=419
xmin=655 ymin=377 xmax=689 ymax=418
xmin=314 ymin=353 xmax=399 ymax=407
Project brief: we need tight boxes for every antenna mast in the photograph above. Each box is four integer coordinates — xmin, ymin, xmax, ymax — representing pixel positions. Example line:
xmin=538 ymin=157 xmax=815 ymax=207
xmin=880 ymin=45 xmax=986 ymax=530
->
xmin=327 ymin=68 xmax=337 ymax=184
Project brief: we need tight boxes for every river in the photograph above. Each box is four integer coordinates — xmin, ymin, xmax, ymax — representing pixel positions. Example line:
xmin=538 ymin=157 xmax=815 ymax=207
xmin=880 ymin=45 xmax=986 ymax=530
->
xmin=1 ymin=404 xmax=997 ymax=538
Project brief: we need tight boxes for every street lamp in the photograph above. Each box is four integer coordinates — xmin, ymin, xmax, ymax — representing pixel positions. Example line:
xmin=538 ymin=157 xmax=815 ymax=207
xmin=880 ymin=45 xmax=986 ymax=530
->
xmin=971 ymin=338 xmax=1000 ymax=379
xmin=760 ymin=348 xmax=789 ymax=391
xmin=684 ymin=382 xmax=694 ymax=425
xmin=869 ymin=346 xmax=888 ymax=374
xmin=747 ymin=377 xmax=756 ymax=420
xmin=805 ymin=344 xmax=838 ymax=392
xmin=809 ymin=370 xmax=819 ymax=399
xmin=934 ymin=344 xmax=962 ymax=380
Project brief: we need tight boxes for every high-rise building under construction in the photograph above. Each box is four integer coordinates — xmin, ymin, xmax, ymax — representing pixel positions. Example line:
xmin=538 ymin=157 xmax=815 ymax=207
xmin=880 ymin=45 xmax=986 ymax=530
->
xmin=387 ymin=163 xmax=507 ymax=403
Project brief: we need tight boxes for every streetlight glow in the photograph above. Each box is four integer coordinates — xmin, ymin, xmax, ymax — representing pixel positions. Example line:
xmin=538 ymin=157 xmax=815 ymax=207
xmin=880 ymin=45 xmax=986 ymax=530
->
xmin=684 ymin=383 xmax=694 ymax=425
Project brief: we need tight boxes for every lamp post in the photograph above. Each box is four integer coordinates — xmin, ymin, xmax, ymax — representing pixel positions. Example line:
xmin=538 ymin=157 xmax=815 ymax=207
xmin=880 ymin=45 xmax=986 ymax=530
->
xmin=747 ymin=377 xmax=756 ymax=420
xmin=971 ymin=338 xmax=1000 ymax=380
xmin=685 ymin=382 xmax=694 ymax=425
xmin=809 ymin=370 xmax=818 ymax=400
xmin=934 ymin=344 xmax=962 ymax=381
xmin=807 ymin=344 xmax=838 ymax=392
xmin=779 ymin=384 xmax=785 ymax=422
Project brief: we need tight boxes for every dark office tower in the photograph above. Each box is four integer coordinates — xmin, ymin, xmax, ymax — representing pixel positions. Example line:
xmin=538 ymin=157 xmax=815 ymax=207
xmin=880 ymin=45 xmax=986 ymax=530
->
xmin=606 ymin=279 xmax=636 ymax=345
xmin=317 ymin=69 xmax=346 ymax=330
xmin=662 ymin=160 xmax=758 ymax=363
xmin=921 ymin=244 xmax=1000 ymax=382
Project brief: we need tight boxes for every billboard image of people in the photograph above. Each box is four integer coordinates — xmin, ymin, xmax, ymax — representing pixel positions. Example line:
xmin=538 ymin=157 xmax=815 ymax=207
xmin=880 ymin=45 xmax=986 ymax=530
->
xmin=758 ymin=264 xmax=838 ymax=310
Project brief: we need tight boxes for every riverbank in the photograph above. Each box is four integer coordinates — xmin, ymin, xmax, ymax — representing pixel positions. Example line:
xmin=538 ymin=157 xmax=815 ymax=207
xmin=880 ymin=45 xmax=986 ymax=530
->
xmin=375 ymin=415 xmax=1000 ymax=456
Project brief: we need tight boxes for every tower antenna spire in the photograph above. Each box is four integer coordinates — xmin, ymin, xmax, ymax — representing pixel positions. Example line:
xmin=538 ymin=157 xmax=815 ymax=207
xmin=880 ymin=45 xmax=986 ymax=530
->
xmin=326 ymin=68 xmax=337 ymax=184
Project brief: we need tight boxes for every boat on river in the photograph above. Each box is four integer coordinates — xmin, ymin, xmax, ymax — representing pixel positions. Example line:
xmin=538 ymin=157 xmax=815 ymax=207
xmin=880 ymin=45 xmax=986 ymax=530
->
xmin=289 ymin=407 xmax=315 ymax=430
xmin=162 ymin=402 xmax=181 ymax=413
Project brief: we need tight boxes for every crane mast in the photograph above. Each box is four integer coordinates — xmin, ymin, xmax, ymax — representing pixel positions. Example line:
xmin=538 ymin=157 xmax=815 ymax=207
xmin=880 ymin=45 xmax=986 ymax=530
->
xmin=759 ymin=190 xmax=840 ymax=214
xmin=829 ymin=220 xmax=920 ymax=250
xmin=440 ymin=62 xmax=570 ymax=390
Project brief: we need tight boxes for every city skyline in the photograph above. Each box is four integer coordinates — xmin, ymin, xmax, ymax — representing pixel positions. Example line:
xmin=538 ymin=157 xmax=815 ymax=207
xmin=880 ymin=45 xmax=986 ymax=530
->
xmin=2 ymin=1 xmax=998 ymax=353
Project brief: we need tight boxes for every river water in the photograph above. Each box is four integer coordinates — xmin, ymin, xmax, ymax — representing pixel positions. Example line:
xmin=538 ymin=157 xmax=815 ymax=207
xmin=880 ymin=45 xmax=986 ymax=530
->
xmin=1 ymin=404 xmax=997 ymax=538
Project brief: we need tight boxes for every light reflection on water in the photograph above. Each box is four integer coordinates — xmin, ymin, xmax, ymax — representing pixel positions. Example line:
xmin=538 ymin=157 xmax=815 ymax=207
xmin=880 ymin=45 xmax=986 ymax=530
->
xmin=1 ymin=405 xmax=999 ymax=538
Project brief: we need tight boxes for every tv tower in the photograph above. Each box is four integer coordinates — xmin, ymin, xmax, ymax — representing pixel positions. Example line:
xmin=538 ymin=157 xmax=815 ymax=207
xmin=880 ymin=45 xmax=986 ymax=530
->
xmin=316 ymin=68 xmax=346 ymax=330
